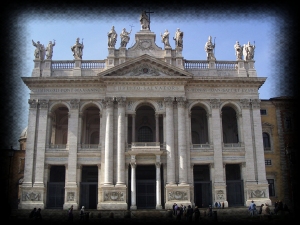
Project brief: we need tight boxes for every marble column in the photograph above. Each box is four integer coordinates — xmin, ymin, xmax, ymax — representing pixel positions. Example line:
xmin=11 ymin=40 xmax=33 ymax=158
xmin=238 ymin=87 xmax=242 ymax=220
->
xmin=78 ymin=112 xmax=83 ymax=146
xmin=210 ymin=99 xmax=224 ymax=183
xmin=155 ymin=160 xmax=162 ymax=209
xmin=240 ymin=99 xmax=256 ymax=182
xmin=164 ymin=97 xmax=175 ymax=184
xmin=66 ymin=99 xmax=80 ymax=187
xmin=251 ymin=99 xmax=267 ymax=183
xmin=116 ymin=97 xmax=126 ymax=186
xmin=34 ymin=99 xmax=49 ymax=187
xmin=155 ymin=114 xmax=159 ymax=142
xmin=177 ymin=97 xmax=187 ymax=184
xmin=130 ymin=161 xmax=137 ymax=210
xmin=45 ymin=112 xmax=53 ymax=147
xmin=132 ymin=114 xmax=136 ymax=143
xmin=103 ymin=97 xmax=114 ymax=185
xmin=22 ymin=99 xmax=38 ymax=187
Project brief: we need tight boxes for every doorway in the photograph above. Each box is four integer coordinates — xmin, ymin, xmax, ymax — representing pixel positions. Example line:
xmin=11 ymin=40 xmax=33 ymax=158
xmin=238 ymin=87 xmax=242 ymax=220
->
xmin=80 ymin=166 xmax=98 ymax=209
xmin=193 ymin=165 xmax=212 ymax=208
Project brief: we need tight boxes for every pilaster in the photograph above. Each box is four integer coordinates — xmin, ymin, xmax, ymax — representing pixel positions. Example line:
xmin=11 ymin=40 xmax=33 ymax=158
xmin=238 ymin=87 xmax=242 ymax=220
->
xmin=42 ymin=59 xmax=52 ymax=77
xmin=73 ymin=59 xmax=82 ymax=76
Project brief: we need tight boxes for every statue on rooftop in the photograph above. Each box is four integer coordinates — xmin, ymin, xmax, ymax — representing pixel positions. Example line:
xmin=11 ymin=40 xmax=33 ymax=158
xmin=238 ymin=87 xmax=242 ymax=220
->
xmin=71 ymin=38 xmax=84 ymax=59
xmin=204 ymin=36 xmax=216 ymax=60
xmin=161 ymin=29 xmax=171 ymax=48
xmin=234 ymin=41 xmax=243 ymax=60
xmin=32 ymin=40 xmax=45 ymax=60
xmin=140 ymin=11 xmax=150 ymax=30
xmin=173 ymin=28 xmax=183 ymax=48
xmin=120 ymin=27 xmax=132 ymax=48
xmin=45 ymin=40 xmax=55 ymax=60
xmin=243 ymin=41 xmax=255 ymax=60
xmin=107 ymin=26 xmax=117 ymax=48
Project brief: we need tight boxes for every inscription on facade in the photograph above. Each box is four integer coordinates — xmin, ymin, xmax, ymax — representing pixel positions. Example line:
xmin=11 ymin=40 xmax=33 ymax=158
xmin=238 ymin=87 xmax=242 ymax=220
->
xmin=113 ymin=86 xmax=182 ymax=91
xmin=32 ymin=88 xmax=103 ymax=93
xmin=186 ymin=88 xmax=256 ymax=93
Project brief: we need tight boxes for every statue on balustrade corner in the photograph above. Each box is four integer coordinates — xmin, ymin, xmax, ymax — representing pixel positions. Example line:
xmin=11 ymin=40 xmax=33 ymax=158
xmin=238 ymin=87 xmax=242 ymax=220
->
xmin=234 ymin=41 xmax=243 ymax=60
xmin=45 ymin=40 xmax=56 ymax=60
xmin=71 ymin=38 xmax=84 ymax=59
xmin=32 ymin=40 xmax=45 ymax=60
xmin=140 ymin=11 xmax=150 ymax=30
xmin=204 ymin=36 xmax=216 ymax=60
xmin=173 ymin=28 xmax=183 ymax=48
xmin=243 ymin=41 xmax=255 ymax=60
xmin=107 ymin=26 xmax=117 ymax=48
xmin=161 ymin=29 xmax=171 ymax=48
xmin=120 ymin=27 xmax=132 ymax=48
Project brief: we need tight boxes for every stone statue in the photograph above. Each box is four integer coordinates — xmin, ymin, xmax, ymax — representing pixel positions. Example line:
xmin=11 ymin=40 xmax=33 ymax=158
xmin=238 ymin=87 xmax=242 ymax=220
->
xmin=173 ymin=28 xmax=183 ymax=48
xmin=161 ymin=29 xmax=171 ymax=48
xmin=45 ymin=40 xmax=55 ymax=60
xmin=243 ymin=41 xmax=255 ymax=60
xmin=234 ymin=41 xmax=243 ymax=60
xmin=204 ymin=36 xmax=216 ymax=60
xmin=140 ymin=11 xmax=150 ymax=30
xmin=107 ymin=26 xmax=117 ymax=48
xmin=32 ymin=40 xmax=45 ymax=60
xmin=120 ymin=28 xmax=132 ymax=47
xmin=71 ymin=38 xmax=84 ymax=59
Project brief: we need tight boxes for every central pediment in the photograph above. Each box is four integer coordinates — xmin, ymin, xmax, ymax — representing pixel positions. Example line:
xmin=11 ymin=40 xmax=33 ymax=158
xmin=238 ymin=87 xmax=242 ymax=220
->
xmin=98 ymin=54 xmax=192 ymax=79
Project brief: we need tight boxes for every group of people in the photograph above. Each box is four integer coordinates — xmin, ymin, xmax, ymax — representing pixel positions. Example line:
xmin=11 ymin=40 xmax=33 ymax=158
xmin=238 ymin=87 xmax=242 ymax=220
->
xmin=29 ymin=207 xmax=42 ymax=220
xmin=172 ymin=203 xmax=201 ymax=222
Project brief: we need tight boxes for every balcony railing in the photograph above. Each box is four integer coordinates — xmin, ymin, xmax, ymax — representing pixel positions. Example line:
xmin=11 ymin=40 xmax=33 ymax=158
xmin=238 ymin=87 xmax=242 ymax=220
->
xmin=223 ymin=142 xmax=245 ymax=151
xmin=127 ymin=142 xmax=164 ymax=152
xmin=78 ymin=144 xmax=101 ymax=151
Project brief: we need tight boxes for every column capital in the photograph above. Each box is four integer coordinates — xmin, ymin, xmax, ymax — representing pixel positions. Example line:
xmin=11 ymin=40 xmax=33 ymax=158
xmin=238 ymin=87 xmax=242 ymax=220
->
xmin=210 ymin=99 xmax=220 ymax=109
xmin=39 ymin=99 xmax=49 ymax=109
xmin=176 ymin=97 xmax=187 ymax=108
xmin=102 ymin=97 xmax=115 ymax=108
xmin=251 ymin=99 xmax=261 ymax=109
xmin=28 ymin=99 xmax=38 ymax=108
xmin=164 ymin=97 xmax=174 ymax=107
xmin=240 ymin=99 xmax=250 ymax=109
xmin=70 ymin=99 xmax=80 ymax=109
xmin=116 ymin=97 xmax=126 ymax=107
xmin=130 ymin=162 xmax=136 ymax=168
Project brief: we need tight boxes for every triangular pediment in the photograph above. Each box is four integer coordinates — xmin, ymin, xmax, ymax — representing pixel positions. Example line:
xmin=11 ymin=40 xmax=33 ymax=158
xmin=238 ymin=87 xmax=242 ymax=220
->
xmin=98 ymin=54 xmax=192 ymax=79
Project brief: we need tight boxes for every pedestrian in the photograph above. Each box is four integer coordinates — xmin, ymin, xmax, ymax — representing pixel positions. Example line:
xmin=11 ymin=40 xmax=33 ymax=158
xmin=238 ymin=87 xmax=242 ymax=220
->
xmin=173 ymin=203 xmax=177 ymax=216
xmin=29 ymin=207 xmax=36 ymax=219
xmin=176 ymin=205 xmax=182 ymax=221
xmin=258 ymin=204 xmax=264 ymax=215
xmin=35 ymin=208 xmax=42 ymax=220
xmin=68 ymin=205 xmax=74 ymax=222
xmin=248 ymin=200 xmax=256 ymax=216
xmin=194 ymin=205 xmax=201 ymax=222
xmin=207 ymin=205 xmax=212 ymax=217
xmin=186 ymin=205 xmax=194 ymax=222
xmin=262 ymin=203 xmax=271 ymax=220
xmin=80 ymin=206 xmax=85 ymax=221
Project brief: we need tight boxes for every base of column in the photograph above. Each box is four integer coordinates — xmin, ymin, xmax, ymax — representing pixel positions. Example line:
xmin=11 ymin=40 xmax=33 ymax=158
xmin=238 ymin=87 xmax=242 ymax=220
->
xmin=130 ymin=206 xmax=137 ymax=210
xmin=156 ymin=205 xmax=162 ymax=210
xmin=98 ymin=202 xmax=128 ymax=210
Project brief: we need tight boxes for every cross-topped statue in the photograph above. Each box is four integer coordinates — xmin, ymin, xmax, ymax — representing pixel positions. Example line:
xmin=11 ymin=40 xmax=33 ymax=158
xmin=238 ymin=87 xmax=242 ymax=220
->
xmin=140 ymin=10 xmax=153 ymax=30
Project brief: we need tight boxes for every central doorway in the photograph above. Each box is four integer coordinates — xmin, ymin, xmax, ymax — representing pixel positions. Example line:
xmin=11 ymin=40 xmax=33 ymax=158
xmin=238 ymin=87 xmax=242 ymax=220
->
xmin=136 ymin=165 xmax=156 ymax=209
xmin=80 ymin=166 xmax=98 ymax=209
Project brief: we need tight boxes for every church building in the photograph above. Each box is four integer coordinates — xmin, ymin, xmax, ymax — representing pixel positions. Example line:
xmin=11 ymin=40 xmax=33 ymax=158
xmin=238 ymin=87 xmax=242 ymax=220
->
xmin=19 ymin=12 xmax=271 ymax=210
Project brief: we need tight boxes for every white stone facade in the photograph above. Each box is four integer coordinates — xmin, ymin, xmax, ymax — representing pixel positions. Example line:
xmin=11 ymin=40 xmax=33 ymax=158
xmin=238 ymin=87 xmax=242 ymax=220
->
xmin=19 ymin=20 xmax=270 ymax=210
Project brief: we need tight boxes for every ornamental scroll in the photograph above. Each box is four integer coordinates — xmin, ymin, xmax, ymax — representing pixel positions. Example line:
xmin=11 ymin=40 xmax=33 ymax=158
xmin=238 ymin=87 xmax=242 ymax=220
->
xmin=104 ymin=191 xmax=125 ymax=201
xmin=168 ymin=191 xmax=188 ymax=201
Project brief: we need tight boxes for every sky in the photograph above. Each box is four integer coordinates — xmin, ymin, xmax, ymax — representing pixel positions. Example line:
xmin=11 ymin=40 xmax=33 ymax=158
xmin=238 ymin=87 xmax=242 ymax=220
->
xmin=5 ymin=5 xmax=290 ymax=149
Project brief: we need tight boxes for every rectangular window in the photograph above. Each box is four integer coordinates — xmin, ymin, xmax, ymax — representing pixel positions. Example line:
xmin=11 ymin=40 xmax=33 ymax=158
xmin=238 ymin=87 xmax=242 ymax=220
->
xmin=260 ymin=109 xmax=267 ymax=115
xmin=265 ymin=159 xmax=272 ymax=166
xmin=267 ymin=179 xmax=275 ymax=196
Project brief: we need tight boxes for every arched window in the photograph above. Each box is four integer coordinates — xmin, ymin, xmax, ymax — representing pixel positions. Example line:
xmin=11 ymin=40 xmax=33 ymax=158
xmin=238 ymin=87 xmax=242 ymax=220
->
xmin=263 ymin=132 xmax=271 ymax=150
xmin=138 ymin=126 xmax=153 ymax=142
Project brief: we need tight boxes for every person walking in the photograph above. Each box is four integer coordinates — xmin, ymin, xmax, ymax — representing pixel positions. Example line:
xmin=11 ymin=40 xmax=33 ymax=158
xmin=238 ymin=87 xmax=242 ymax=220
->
xmin=186 ymin=205 xmax=194 ymax=222
xmin=80 ymin=206 xmax=85 ymax=221
xmin=34 ymin=208 xmax=42 ymax=221
xmin=248 ymin=200 xmax=257 ymax=216
xmin=68 ymin=205 xmax=74 ymax=222
xmin=194 ymin=205 xmax=201 ymax=222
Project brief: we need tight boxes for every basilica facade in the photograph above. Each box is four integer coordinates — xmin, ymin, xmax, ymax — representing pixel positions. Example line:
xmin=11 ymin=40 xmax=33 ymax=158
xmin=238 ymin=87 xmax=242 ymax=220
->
xmin=19 ymin=14 xmax=271 ymax=210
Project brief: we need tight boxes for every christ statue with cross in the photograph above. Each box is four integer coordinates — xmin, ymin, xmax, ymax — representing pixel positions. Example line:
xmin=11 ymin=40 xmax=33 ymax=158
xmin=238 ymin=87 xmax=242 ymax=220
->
xmin=140 ymin=10 xmax=153 ymax=30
